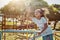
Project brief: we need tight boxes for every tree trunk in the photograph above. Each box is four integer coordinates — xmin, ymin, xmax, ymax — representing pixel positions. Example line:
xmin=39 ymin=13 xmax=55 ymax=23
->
xmin=53 ymin=20 xmax=58 ymax=30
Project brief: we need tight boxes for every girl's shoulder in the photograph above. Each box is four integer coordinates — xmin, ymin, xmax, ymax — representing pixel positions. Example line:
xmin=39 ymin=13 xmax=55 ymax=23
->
xmin=41 ymin=17 xmax=47 ymax=23
xmin=32 ymin=17 xmax=36 ymax=21
xmin=41 ymin=17 xmax=47 ymax=20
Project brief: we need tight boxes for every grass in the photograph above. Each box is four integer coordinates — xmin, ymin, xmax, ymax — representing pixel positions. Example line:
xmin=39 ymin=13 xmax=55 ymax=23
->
xmin=1 ymin=31 xmax=60 ymax=40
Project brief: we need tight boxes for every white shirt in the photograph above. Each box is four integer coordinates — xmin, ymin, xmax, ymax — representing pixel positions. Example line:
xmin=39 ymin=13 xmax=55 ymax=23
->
xmin=32 ymin=17 xmax=53 ymax=36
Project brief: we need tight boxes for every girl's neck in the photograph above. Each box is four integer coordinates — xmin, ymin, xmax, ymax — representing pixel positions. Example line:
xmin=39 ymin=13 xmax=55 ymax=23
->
xmin=36 ymin=17 xmax=41 ymax=20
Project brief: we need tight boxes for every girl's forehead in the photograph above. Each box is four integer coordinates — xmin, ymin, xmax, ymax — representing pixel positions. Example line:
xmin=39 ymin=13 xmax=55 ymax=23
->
xmin=35 ymin=9 xmax=40 ymax=12
xmin=34 ymin=9 xmax=44 ymax=14
xmin=34 ymin=12 xmax=40 ymax=15
xmin=34 ymin=9 xmax=41 ymax=14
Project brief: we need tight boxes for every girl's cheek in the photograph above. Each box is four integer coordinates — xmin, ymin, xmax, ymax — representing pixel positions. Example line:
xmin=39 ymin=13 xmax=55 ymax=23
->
xmin=39 ymin=14 xmax=42 ymax=16
xmin=35 ymin=15 xmax=37 ymax=17
xmin=38 ymin=14 xmax=41 ymax=16
xmin=35 ymin=14 xmax=37 ymax=16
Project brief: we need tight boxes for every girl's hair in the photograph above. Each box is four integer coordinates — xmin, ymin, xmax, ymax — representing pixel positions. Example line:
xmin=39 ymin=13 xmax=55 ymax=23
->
xmin=40 ymin=9 xmax=45 ymax=17
xmin=35 ymin=8 xmax=45 ymax=17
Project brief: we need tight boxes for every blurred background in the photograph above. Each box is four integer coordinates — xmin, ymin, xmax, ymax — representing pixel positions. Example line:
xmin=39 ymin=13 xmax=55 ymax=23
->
xmin=0 ymin=0 xmax=60 ymax=40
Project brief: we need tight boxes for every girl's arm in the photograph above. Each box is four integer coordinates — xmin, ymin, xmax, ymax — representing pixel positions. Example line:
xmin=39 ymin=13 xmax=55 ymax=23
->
xmin=40 ymin=23 xmax=48 ymax=34
xmin=38 ymin=17 xmax=48 ymax=34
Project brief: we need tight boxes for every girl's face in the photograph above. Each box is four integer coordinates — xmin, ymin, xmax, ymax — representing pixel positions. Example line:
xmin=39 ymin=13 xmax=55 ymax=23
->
xmin=34 ymin=10 xmax=42 ymax=18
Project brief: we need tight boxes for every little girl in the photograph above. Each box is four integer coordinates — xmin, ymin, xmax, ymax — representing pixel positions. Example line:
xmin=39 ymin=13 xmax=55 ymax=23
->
xmin=27 ymin=9 xmax=53 ymax=40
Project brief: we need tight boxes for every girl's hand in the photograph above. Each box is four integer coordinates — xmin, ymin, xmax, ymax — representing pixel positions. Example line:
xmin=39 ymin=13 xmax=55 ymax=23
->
xmin=38 ymin=32 xmax=41 ymax=35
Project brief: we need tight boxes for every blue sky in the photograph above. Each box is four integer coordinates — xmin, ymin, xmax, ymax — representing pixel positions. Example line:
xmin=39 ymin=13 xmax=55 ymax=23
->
xmin=0 ymin=0 xmax=60 ymax=9
xmin=44 ymin=0 xmax=60 ymax=5
xmin=0 ymin=0 xmax=12 ymax=8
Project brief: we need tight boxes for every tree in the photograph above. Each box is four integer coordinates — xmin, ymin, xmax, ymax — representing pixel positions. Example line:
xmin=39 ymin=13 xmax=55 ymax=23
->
xmin=0 ymin=0 xmax=26 ymax=17
xmin=46 ymin=4 xmax=60 ymax=30
xmin=30 ymin=0 xmax=48 ymax=10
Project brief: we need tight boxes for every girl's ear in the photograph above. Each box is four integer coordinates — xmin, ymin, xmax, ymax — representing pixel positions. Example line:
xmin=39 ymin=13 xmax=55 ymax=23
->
xmin=40 ymin=9 xmax=45 ymax=13
xmin=41 ymin=13 xmax=45 ymax=17
xmin=41 ymin=8 xmax=45 ymax=12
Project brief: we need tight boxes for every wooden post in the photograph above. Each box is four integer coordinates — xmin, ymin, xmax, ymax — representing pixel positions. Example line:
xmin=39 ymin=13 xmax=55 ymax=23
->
xmin=13 ymin=18 xmax=14 ymax=29
xmin=2 ymin=15 xmax=6 ymax=30
xmin=26 ymin=21 xmax=29 ymax=40
xmin=0 ymin=31 xmax=2 ymax=40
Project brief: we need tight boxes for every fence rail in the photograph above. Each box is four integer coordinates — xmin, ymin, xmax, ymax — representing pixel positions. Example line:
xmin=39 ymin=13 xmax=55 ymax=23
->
xmin=0 ymin=29 xmax=60 ymax=40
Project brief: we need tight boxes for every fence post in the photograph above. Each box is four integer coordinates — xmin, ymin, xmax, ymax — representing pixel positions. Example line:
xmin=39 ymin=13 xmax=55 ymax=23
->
xmin=0 ymin=31 xmax=2 ymax=40
xmin=32 ymin=32 xmax=37 ymax=40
